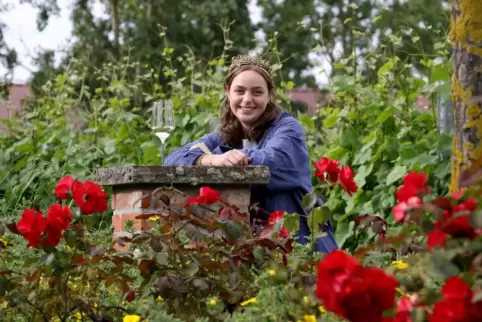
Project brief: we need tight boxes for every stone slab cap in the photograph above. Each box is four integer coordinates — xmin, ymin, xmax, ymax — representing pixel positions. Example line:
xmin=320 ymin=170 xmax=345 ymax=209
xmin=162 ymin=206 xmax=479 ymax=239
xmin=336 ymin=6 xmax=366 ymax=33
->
xmin=94 ymin=165 xmax=270 ymax=186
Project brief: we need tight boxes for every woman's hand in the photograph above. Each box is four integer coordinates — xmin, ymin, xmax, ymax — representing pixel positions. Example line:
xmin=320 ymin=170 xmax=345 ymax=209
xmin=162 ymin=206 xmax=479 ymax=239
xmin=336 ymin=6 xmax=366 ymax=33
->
xmin=211 ymin=150 xmax=251 ymax=166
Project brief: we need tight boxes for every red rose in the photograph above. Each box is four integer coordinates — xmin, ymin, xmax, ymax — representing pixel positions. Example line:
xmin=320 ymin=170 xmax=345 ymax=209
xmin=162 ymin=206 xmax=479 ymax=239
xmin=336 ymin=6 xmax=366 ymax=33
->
xmin=17 ymin=208 xmax=47 ymax=248
xmin=427 ymin=197 xmax=481 ymax=249
xmin=430 ymin=277 xmax=482 ymax=322
xmin=395 ymin=171 xmax=429 ymax=203
xmin=396 ymin=185 xmax=420 ymax=203
xmin=54 ymin=176 xmax=75 ymax=200
xmin=386 ymin=294 xmax=424 ymax=322
xmin=47 ymin=204 xmax=72 ymax=231
xmin=43 ymin=225 xmax=63 ymax=247
xmin=73 ymin=180 xmax=108 ymax=215
xmin=392 ymin=196 xmax=422 ymax=222
xmin=187 ymin=186 xmax=221 ymax=205
xmin=403 ymin=172 xmax=428 ymax=191
xmin=427 ymin=229 xmax=447 ymax=248
xmin=339 ymin=165 xmax=358 ymax=196
xmin=313 ymin=157 xmax=340 ymax=183
xmin=268 ymin=211 xmax=290 ymax=238
xmin=315 ymin=250 xmax=398 ymax=322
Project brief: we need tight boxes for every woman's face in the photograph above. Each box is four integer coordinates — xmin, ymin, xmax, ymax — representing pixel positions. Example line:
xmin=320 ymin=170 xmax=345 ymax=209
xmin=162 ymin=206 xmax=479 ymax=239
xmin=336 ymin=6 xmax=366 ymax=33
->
xmin=226 ymin=69 xmax=270 ymax=128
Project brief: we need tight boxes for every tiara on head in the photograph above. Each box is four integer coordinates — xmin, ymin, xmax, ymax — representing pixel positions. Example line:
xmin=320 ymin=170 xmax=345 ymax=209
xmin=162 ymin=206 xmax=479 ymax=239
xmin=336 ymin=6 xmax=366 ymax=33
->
xmin=229 ymin=54 xmax=272 ymax=75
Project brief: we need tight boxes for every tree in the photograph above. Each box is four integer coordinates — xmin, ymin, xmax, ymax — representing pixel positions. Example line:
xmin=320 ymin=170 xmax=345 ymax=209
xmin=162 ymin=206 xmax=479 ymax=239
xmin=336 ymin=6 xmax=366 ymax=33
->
xmin=30 ymin=0 xmax=256 ymax=96
xmin=256 ymin=0 xmax=450 ymax=86
xmin=449 ymin=0 xmax=482 ymax=192
xmin=0 ymin=0 xmax=60 ymax=82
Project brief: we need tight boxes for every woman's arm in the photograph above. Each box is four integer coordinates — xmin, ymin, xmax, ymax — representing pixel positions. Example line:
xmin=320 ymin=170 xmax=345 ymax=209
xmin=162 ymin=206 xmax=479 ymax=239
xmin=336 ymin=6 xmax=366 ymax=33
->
xmin=240 ymin=117 xmax=311 ymax=191
xmin=163 ymin=131 xmax=221 ymax=166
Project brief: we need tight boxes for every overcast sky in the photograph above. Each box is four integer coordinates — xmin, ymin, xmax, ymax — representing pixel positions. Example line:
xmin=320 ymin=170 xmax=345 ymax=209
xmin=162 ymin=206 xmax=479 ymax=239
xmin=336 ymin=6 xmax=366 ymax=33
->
xmin=0 ymin=0 xmax=328 ymax=85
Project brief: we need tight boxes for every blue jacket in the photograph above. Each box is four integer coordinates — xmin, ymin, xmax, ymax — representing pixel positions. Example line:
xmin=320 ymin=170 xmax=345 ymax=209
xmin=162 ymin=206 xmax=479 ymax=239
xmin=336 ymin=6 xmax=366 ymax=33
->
xmin=164 ymin=111 xmax=338 ymax=253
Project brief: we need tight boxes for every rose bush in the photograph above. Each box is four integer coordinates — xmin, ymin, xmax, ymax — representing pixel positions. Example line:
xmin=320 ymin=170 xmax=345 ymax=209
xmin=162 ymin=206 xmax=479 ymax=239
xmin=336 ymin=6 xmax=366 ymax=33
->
xmin=2 ymin=153 xmax=482 ymax=322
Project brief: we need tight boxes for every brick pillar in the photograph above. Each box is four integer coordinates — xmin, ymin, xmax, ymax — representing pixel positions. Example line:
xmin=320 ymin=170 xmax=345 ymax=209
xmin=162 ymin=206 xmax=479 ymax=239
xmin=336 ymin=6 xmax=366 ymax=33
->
xmin=94 ymin=165 xmax=270 ymax=250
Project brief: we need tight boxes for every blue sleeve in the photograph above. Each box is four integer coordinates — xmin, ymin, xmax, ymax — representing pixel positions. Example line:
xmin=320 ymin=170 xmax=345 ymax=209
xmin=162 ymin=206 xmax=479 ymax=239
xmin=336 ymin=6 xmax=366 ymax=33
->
xmin=240 ymin=117 xmax=310 ymax=191
xmin=163 ymin=131 xmax=221 ymax=166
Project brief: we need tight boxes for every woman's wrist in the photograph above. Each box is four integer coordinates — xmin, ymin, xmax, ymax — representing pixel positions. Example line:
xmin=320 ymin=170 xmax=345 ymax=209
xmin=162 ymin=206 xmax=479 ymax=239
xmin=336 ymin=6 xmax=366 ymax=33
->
xmin=196 ymin=154 xmax=207 ymax=165
xmin=196 ymin=154 xmax=215 ymax=166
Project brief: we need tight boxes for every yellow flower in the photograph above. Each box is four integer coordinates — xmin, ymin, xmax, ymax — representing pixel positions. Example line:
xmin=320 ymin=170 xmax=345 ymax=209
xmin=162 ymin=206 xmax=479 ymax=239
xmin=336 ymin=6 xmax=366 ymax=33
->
xmin=156 ymin=295 xmax=164 ymax=302
xmin=209 ymin=299 xmax=217 ymax=305
xmin=319 ymin=305 xmax=326 ymax=314
xmin=148 ymin=216 xmax=159 ymax=222
xmin=303 ymin=315 xmax=317 ymax=322
xmin=302 ymin=296 xmax=316 ymax=307
xmin=2 ymin=300 xmax=7 ymax=309
xmin=73 ymin=312 xmax=85 ymax=320
xmin=0 ymin=236 xmax=8 ymax=246
xmin=268 ymin=269 xmax=276 ymax=277
xmin=240 ymin=298 xmax=257 ymax=306
xmin=123 ymin=315 xmax=141 ymax=322
xmin=391 ymin=260 xmax=408 ymax=270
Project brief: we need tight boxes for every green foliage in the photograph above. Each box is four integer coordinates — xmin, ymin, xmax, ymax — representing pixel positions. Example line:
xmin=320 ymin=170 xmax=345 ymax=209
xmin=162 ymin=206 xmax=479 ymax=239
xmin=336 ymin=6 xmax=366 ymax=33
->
xmin=300 ymin=35 xmax=452 ymax=250
xmin=0 ymin=12 xmax=465 ymax=322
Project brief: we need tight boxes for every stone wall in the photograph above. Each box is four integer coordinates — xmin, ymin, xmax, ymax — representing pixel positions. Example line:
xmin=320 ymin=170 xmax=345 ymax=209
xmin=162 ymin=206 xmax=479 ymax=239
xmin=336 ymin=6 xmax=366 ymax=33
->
xmin=95 ymin=165 xmax=270 ymax=250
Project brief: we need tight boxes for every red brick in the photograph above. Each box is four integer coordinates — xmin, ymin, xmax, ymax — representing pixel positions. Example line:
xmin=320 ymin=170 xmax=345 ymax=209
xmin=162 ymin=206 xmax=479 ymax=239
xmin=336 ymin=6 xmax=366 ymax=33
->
xmin=112 ymin=212 xmax=151 ymax=232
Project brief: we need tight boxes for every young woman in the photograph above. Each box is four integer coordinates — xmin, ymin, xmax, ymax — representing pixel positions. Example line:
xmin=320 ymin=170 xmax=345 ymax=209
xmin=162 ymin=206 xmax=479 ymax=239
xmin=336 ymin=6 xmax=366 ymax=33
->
xmin=164 ymin=55 xmax=337 ymax=253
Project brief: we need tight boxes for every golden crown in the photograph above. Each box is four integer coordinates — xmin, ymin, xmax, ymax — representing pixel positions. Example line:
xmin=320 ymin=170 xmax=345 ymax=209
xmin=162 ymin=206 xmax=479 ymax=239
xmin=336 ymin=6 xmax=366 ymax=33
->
xmin=229 ymin=54 xmax=272 ymax=75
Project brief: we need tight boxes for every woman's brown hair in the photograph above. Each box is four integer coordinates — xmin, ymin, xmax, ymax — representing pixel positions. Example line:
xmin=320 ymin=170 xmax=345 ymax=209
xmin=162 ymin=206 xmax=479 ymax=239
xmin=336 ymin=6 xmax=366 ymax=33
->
xmin=219 ymin=55 xmax=282 ymax=147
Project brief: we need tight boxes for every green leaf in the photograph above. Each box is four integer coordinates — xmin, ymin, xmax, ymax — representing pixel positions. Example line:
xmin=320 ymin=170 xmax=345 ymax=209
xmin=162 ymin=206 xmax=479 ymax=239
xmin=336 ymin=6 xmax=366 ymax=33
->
xmin=386 ymin=165 xmax=407 ymax=185
xmin=371 ymin=15 xmax=382 ymax=23
xmin=64 ymin=230 xmax=77 ymax=249
xmin=38 ymin=253 xmax=55 ymax=267
xmin=0 ymin=277 xmax=7 ymax=296
xmin=284 ymin=214 xmax=300 ymax=234
xmin=378 ymin=57 xmax=399 ymax=76
xmin=192 ymin=278 xmax=209 ymax=292
xmin=155 ymin=253 xmax=169 ymax=266
xmin=185 ymin=262 xmax=199 ymax=277
xmin=354 ymin=163 xmax=374 ymax=188
xmin=323 ymin=114 xmax=339 ymax=128
xmin=400 ymin=147 xmax=419 ymax=162
xmin=431 ymin=254 xmax=460 ymax=278
xmin=469 ymin=210 xmax=482 ymax=229
xmin=307 ymin=207 xmax=330 ymax=233
xmin=298 ymin=114 xmax=315 ymax=132
xmin=253 ymin=246 xmax=265 ymax=261
xmin=335 ymin=221 xmax=355 ymax=248
xmin=225 ymin=221 xmax=242 ymax=240
xmin=376 ymin=108 xmax=395 ymax=123
xmin=302 ymin=191 xmax=317 ymax=210
xmin=340 ymin=127 xmax=360 ymax=149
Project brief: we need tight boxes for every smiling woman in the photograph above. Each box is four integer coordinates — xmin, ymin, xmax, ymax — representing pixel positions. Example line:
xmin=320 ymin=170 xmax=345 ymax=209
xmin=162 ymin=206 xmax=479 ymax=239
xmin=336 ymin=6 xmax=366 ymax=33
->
xmin=163 ymin=55 xmax=338 ymax=253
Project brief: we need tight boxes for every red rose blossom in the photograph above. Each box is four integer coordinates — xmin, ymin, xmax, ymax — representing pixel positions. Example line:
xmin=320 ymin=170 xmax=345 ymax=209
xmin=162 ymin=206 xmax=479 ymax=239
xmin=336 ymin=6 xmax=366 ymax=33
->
xmin=395 ymin=171 xmax=429 ymax=203
xmin=268 ymin=211 xmax=290 ymax=238
xmin=393 ymin=196 xmax=422 ymax=222
xmin=54 ymin=175 xmax=75 ymax=200
xmin=430 ymin=277 xmax=482 ymax=321
xmin=73 ymin=180 xmax=108 ymax=215
xmin=47 ymin=203 xmax=72 ymax=231
xmin=313 ymin=157 xmax=340 ymax=183
xmin=17 ymin=208 xmax=48 ymax=248
xmin=339 ymin=165 xmax=358 ymax=196
xmin=187 ymin=186 xmax=221 ymax=205
xmin=315 ymin=250 xmax=398 ymax=322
